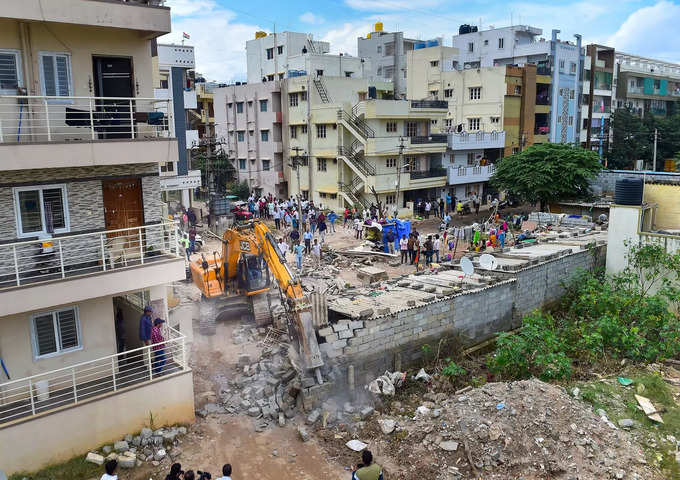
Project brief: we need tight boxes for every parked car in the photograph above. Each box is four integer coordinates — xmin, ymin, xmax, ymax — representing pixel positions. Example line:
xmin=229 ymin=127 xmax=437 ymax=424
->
xmin=180 ymin=230 xmax=203 ymax=252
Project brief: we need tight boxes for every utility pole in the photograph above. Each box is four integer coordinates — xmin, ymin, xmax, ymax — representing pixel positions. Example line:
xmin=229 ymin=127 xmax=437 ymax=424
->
xmin=653 ymin=128 xmax=658 ymax=171
xmin=290 ymin=146 xmax=305 ymax=216
xmin=394 ymin=137 xmax=406 ymax=217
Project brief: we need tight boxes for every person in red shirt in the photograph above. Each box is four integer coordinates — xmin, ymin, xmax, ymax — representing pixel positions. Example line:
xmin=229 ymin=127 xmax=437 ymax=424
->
xmin=150 ymin=318 xmax=166 ymax=376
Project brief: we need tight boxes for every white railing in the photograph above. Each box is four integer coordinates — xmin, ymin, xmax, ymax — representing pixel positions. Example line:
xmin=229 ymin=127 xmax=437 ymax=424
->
xmin=0 ymin=222 xmax=181 ymax=290
xmin=448 ymin=131 xmax=505 ymax=150
xmin=0 ymin=326 xmax=186 ymax=424
xmin=0 ymin=96 xmax=172 ymax=144
xmin=448 ymin=165 xmax=495 ymax=185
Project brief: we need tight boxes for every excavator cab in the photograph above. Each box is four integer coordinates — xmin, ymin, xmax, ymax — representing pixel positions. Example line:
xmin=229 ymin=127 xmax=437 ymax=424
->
xmin=237 ymin=253 xmax=270 ymax=294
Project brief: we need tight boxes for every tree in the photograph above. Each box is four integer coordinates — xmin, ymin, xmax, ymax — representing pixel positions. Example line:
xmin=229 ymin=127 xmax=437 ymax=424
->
xmin=490 ymin=143 xmax=601 ymax=210
xmin=609 ymin=108 xmax=650 ymax=170
xmin=226 ymin=180 xmax=250 ymax=200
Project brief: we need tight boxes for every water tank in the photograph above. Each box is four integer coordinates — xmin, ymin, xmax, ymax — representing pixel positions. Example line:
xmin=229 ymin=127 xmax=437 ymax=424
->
xmin=374 ymin=22 xmax=383 ymax=32
xmin=368 ymin=86 xmax=377 ymax=99
xmin=614 ymin=178 xmax=644 ymax=205
xmin=426 ymin=39 xmax=439 ymax=48
xmin=459 ymin=24 xmax=472 ymax=35
xmin=367 ymin=32 xmax=372 ymax=39
xmin=471 ymin=26 xmax=478 ymax=32
xmin=414 ymin=42 xmax=426 ymax=50
xmin=255 ymin=31 xmax=266 ymax=39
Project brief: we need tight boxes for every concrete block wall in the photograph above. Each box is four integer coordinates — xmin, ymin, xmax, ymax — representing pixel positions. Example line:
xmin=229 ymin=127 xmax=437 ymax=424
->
xmin=593 ymin=170 xmax=680 ymax=196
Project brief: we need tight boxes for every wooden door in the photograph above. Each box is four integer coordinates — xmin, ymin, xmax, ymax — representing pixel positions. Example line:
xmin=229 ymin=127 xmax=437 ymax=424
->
xmin=103 ymin=179 xmax=144 ymax=234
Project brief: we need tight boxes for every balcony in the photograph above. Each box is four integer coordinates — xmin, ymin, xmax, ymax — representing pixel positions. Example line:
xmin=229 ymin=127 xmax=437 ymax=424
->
xmin=629 ymin=86 xmax=644 ymax=94
xmin=410 ymin=167 xmax=447 ymax=180
xmin=447 ymin=165 xmax=496 ymax=185
xmin=0 ymin=223 xmax=185 ymax=316
xmin=0 ymin=95 xmax=177 ymax=171
xmin=3 ymin=0 xmax=171 ymax=38
xmin=409 ymin=134 xmax=448 ymax=145
xmin=410 ymin=100 xmax=448 ymax=109
xmin=0 ymin=325 xmax=186 ymax=425
xmin=448 ymin=131 xmax=505 ymax=150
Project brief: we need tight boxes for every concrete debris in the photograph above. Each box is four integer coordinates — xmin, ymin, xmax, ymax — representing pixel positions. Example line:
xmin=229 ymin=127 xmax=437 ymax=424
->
xmin=346 ymin=439 xmax=368 ymax=452
xmin=618 ymin=419 xmax=635 ymax=429
xmin=378 ymin=419 xmax=396 ymax=435
xmin=85 ymin=452 xmax=104 ymax=465
xmin=414 ymin=368 xmax=432 ymax=382
xmin=367 ymin=371 xmax=406 ymax=396
xmin=113 ymin=441 xmax=129 ymax=453
xmin=438 ymin=440 xmax=459 ymax=452
xmin=118 ymin=454 xmax=137 ymax=468
xmin=360 ymin=406 xmax=375 ymax=420
xmin=298 ymin=426 xmax=310 ymax=442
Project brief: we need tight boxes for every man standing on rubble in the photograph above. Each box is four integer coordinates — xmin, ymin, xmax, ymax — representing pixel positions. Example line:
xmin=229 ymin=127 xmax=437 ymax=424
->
xmin=352 ymin=450 xmax=383 ymax=480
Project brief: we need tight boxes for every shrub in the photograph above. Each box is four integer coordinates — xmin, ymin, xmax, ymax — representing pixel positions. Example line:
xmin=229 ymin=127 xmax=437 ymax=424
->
xmin=441 ymin=359 xmax=466 ymax=379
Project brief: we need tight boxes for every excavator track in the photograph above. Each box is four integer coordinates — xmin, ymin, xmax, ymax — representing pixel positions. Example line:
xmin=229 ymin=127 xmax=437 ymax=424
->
xmin=251 ymin=292 xmax=274 ymax=327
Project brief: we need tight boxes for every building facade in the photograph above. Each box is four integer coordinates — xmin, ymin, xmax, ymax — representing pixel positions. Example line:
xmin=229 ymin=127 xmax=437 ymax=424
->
xmin=214 ymin=81 xmax=285 ymax=197
xmin=452 ymin=25 xmax=583 ymax=144
xmin=357 ymin=23 xmax=442 ymax=99
xmin=580 ymin=44 xmax=615 ymax=157
xmin=0 ymin=1 xmax=193 ymax=473
xmin=613 ymin=52 xmax=680 ymax=118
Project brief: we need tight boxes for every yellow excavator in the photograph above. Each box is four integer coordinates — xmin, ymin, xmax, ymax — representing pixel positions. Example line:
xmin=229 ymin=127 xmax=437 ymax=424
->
xmin=190 ymin=220 xmax=323 ymax=379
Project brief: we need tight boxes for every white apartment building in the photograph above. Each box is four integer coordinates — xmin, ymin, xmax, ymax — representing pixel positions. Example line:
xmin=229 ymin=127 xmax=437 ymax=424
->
xmin=154 ymin=43 xmax=202 ymax=205
xmin=452 ymin=25 xmax=583 ymax=145
xmin=0 ymin=1 xmax=193 ymax=473
xmin=358 ymin=23 xmax=442 ymax=99
xmin=246 ymin=31 xmax=329 ymax=83
xmin=214 ymin=81 xmax=285 ymax=196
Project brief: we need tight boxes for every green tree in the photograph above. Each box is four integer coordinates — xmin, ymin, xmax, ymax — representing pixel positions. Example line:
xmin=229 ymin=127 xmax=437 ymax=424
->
xmin=609 ymin=107 xmax=650 ymax=169
xmin=191 ymin=150 xmax=236 ymax=194
xmin=226 ymin=180 xmax=250 ymax=200
xmin=490 ymin=143 xmax=601 ymax=210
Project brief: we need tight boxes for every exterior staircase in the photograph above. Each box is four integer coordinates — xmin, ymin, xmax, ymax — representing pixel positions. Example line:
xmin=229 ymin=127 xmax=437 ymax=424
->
xmin=313 ymin=78 xmax=331 ymax=103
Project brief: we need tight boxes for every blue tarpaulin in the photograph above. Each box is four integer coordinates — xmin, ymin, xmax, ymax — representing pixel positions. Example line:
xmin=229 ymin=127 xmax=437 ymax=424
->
xmin=382 ymin=219 xmax=411 ymax=252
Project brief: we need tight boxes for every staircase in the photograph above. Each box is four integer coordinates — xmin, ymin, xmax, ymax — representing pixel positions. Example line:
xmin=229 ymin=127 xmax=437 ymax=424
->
xmin=313 ymin=78 xmax=331 ymax=103
xmin=338 ymin=176 xmax=368 ymax=208
xmin=337 ymin=145 xmax=375 ymax=178
xmin=337 ymin=109 xmax=375 ymax=142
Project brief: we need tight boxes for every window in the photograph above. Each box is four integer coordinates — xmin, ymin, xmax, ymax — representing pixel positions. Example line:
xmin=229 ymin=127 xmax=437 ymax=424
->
xmin=568 ymin=115 xmax=573 ymax=126
xmin=406 ymin=121 xmax=418 ymax=137
xmin=239 ymin=159 xmax=246 ymax=169
xmin=289 ymin=93 xmax=298 ymax=107
xmin=14 ymin=185 xmax=69 ymax=237
xmin=429 ymin=90 xmax=438 ymax=98
xmin=377 ymin=67 xmax=382 ymax=76
xmin=498 ymin=38 xmax=504 ymax=49
xmin=262 ymin=159 xmax=271 ymax=171
xmin=278 ymin=73 xmax=284 ymax=80
xmin=237 ymin=131 xmax=245 ymax=142
xmin=301 ymin=190 xmax=309 ymax=200
xmin=514 ymin=85 xmax=522 ymax=95
xmin=317 ymin=158 xmax=327 ymax=171
xmin=384 ymin=42 xmax=394 ymax=56
xmin=559 ymin=59 xmax=565 ymax=72
xmin=266 ymin=48 xmax=274 ymax=60
xmin=316 ymin=69 xmax=323 ymax=77
xmin=431 ymin=119 xmax=438 ymax=126
xmin=469 ymin=87 xmax=481 ymax=100
xmin=377 ymin=45 xmax=382 ymax=54
xmin=227 ymin=102 xmax=232 ymax=109
xmin=467 ymin=152 xmax=475 ymax=166
xmin=261 ymin=130 xmax=269 ymax=141
xmin=654 ymin=79 xmax=661 ymax=90
xmin=468 ymin=118 xmax=480 ymax=131
xmin=384 ymin=66 xmax=394 ymax=78
xmin=31 ymin=307 xmax=81 ymax=358
xmin=358 ymin=92 xmax=367 ymax=101
xmin=570 ymin=62 xmax=576 ymax=74
xmin=444 ymin=119 xmax=452 ymax=128
xmin=512 ymin=147 xmax=520 ymax=154
xmin=260 ymin=99 xmax=268 ymax=112
xmin=430 ymin=60 xmax=439 ymax=67
xmin=386 ymin=158 xmax=396 ymax=168
xmin=277 ymin=45 xmax=283 ymax=55
xmin=386 ymin=121 xmax=397 ymax=133
xmin=301 ymin=124 xmax=307 ymax=134
xmin=247 ymin=101 xmax=253 ymax=109
xmin=570 ymin=89 xmax=575 ymax=100
xmin=248 ymin=130 xmax=254 ymax=137
xmin=385 ymin=194 xmax=396 ymax=205
xmin=0 ymin=49 xmax=22 ymax=93
xmin=290 ymin=125 xmax=297 ymax=139
xmin=39 ymin=52 xmax=72 ymax=98
xmin=345 ymin=71 xmax=353 ymax=77
xmin=444 ymin=88 xmax=453 ymax=98
xmin=330 ymin=193 xmax=337 ymax=200
xmin=300 ymin=91 xmax=307 ymax=101
xmin=319 ymin=192 xmax=327 ymax=199
xmin=490 ymin=116 xmax=500 ymax=124
xmin=484 ymin=40 xmax=489 ymax=46
xmin=468 ymin=42 xmax=474 ymax=53
xmin=267 ymin=74 xmax=274 ymax=81
xmin=316 ymin=124 xmax=327 ymax=138
xmin=236 ymin=102 xmax=244 ymax=113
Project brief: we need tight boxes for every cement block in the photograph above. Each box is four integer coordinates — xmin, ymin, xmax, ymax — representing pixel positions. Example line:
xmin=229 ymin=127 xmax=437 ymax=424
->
xmin=318 ymin=327 xmax=334 ymax=336
xmin=332 ymin=323 xmax=349 ymax=332
xmin=323 ymin=332 xmax=339 ymax=342
xmin=338 ymin=329 xmax=353 ymax=339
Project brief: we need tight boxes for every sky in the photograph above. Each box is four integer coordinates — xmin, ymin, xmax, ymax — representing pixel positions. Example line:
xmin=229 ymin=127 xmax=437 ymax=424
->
xmin=159 ymin=0 xmax=680 ymax=83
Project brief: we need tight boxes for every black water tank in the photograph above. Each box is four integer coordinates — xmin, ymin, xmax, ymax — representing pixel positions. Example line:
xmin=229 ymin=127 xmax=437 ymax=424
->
xmin=614 ymin=178 xmax=644 ymax=205
xmin=471 ymin=26 xmax=478 ymax=32
xmin=459 ymin=24 xmax=472 ymax=35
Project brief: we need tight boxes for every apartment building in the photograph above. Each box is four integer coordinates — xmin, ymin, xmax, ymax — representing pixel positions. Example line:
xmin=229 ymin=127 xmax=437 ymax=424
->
xmin=0 ymin=1 xmax=193 ymax=473
xmin=452 ymin=25 xmax=583 ymax=145
xmin=614 ymin=52 xmax=680 ymax=118
xmin=214 ymin=81 xmax=285 ymax=196
xmin=581 ymin=44 xmax=615 ymax=156
xmin=282 ymin=74 xmax=448 ymax=212
xmin=357 ymin=22 xmax=442 ymax=98
xmin=407 ymin=46 xmax=540 ymax=200
xmin=153 ymin=43 xmax=202 ymax=205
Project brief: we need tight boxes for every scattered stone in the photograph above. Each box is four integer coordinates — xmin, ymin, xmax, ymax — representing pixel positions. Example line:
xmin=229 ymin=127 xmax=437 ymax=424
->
xmin=571 ymin=387 xmax=580 ymax=398
xmin=272 ymin=449 xmax=279 ymax=457
xmin=177 ymin=426 xmax=187 ymax=435
xmin=102 ymin=445 xmax=113 ymax=455
xmin=154 ymin=449 xmax=167 ymax=461
xmin=124 ymin=434 xmax=133 ymax=443
xmin=132 ymin=436 xmax=142 ymax=447
xmin=360 ymin=406 xmax=374 ymax=420
xmin=114 ymin=441 xmax=129 ymax=453
xmin=118 ymin=455 xmax=136 ymax=469
xmin=86 ymin=452 xmax=105 ymax=465
xmin=439 ymin=441 xmax=459 ymax=452
xmin=248 ymin=407 xmax=261 ymax=417
xmin=163 ymin=431 xmax=177 ymax=443
xmin=378 ymin=419 xmax=396 ymax=434
xmin=238 ymin=354 xmax=251 ymax=367
xmin=141 ymin=427 xmax=153 ymax=439
xmin=105 ymin=453 xmax=118 ymax=462
xmin=618 ymin=419 xmax=635 ymax=429
xmin=346 ymin=439 xmax=368 ymax=452
xmin=279 ymin=412 xmax=286 ymax=427
xmin=298 ymin=426 xmax=310 ymax=442
xmin=169 ymin=447 xmax=182 ymax=459
xmin=306 ymin=409 xmax=321 ymax=425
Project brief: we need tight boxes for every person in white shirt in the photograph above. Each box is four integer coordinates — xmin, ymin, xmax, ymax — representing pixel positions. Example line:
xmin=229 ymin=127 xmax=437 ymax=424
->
xmin=216 ymin=464 xmax=233 ymax=480
xmin=101 ymin=460 xmax=118 ymax=480
xmin=433 ymin=234 xmax=441 ymax=263
xmin=278 ymin=238 xmax=288 ymax=259
xmin=399 ymin=234 xmax=409 ymax=264
xmin=312 ymin=239 xmax=321 ymax=266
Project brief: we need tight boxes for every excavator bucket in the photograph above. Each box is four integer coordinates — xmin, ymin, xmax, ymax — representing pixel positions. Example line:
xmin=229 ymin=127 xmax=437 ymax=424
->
xmin=292 ymin=305 xmax=323 ymax=370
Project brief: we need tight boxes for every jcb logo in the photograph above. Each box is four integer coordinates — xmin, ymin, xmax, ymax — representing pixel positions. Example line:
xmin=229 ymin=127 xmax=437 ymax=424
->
xmin=240 ymin=241 xmax=250 ymax=252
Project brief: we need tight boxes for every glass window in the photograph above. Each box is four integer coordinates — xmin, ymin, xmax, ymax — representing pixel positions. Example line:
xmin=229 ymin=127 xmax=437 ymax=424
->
xmin=290 ymin=125 xmax=297 ymax=139
xmin=468 ymin=118 xmax=480 ymax=131
xmin=261 ymin=130 xmax=269 ymax=141
xmin=14 ymin=185 xmax=69 ymax=237
xmin=277 ymin=45 xmax=283 ymax=55
xmin=239 ymin=159 xmax=246 ymax=169
xmin=259 ymin=99 xmax=268 ymax=112
xmin=386 ymin=121 xmax=397 ymax=132
xmin=32 ymin=307 xmax=81 ymax=358
xmin=237 ymin=131 xmax=245 ymax=142
xmin=0 ymin=49 xmax=22 ymax=93
xmin=444 ymin=89 xmax=453 ymax=98
xmin=316 ymin=124 xmax=326 ymax=138
xmin=289 ymin=93 xmax=298 ymax=107
xmin=301 ymin=125 xmax=307 ymax=134
xmin=39 ymin=52 xmax=72 ymax=98
xmin=498 ymin=38 xmax=504 ymax=49
xmin=266 ymin=48 xmax=273 ymax=60
xmin=469 ymin=87 xmax=481 ymax=100
xmin=386 ymin=158 xmax=396 ymax=168
xmin=317 ymin=158 xmax=327 ymax=171
xmin=262 ymin=159 xmax=270 ymax=171
xmin=468 ymin=42 xmax=474 ymax=52
xmin=406 ymin=121 xmax=418 ymax=137
xmin=236 ymin=102 xmax=244 ymax=113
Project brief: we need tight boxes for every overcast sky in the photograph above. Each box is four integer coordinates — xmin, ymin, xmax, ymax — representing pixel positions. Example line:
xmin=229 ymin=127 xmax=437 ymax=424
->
xmin=159 ymin=0 xmax=680 ymax=82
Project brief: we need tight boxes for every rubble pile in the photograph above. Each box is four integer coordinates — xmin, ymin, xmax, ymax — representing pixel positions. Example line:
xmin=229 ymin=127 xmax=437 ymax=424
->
xmin=85 ymin=426 xmax=188 ymax=469
xmin=319 ymin=379 xmax=663 ymax=480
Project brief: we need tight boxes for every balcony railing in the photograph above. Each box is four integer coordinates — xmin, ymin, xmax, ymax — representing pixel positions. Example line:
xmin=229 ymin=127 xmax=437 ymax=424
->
xmin=448 ymin=165 xmax=496 ymax=184
xmin=410 ymin=100 xmax=448 ymax=109
xmin=0 ymin=326 xmax=186 ymax=424
xmin=410 ymin=167 xmax=447 ymax=179
xmin=448 ymin=131 xmax=505 ymax=150
xmin=0 ymin=222 xmax=181 ymax=290
xmin=410 ymin=134 xmax=448 ymax=144
xmin=0 ymin=96 xmax=171 ymax=144
xmin=536 ymin=66 xmax=551 ymax=76
xmin=628 ymin=86 xmax=644 ymax=94
xmin=535 ymin=126 xmax=550 ymax=135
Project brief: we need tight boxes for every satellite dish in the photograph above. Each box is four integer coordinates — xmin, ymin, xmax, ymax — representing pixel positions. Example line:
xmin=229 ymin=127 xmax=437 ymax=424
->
xmin=480 ymin=254 xmax=498 ymax=270
xmin=460 ymin=257 xmax=474 ymax=276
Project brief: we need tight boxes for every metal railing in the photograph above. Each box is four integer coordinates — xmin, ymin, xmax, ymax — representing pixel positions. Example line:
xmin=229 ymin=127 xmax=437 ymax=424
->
xmin=337 ymin=146 xmax=376 ymax=176
xmin=0 ymin=96 xmax=172 ymax=144
xmin=410 ymin=167 xmax=447 ymax=179
xmin=337 ymin=109 xmax=375 ymax=138
xmin=410 ymin=100 xmax=448 ymax=109
xmin=0 ymin=222 xmax=180 ymax=290
xmin=452 ymin=165 xmax=496 ymax=177
xmin=628 ymin=86 xmax=644 ymax=94
xmin=0 ymin=326 xmax=186 ymax=424
xmin=410 ymin=134 xmax=447 ymax=144
xmin=338 ymin=177 xmax=368 ymax=208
